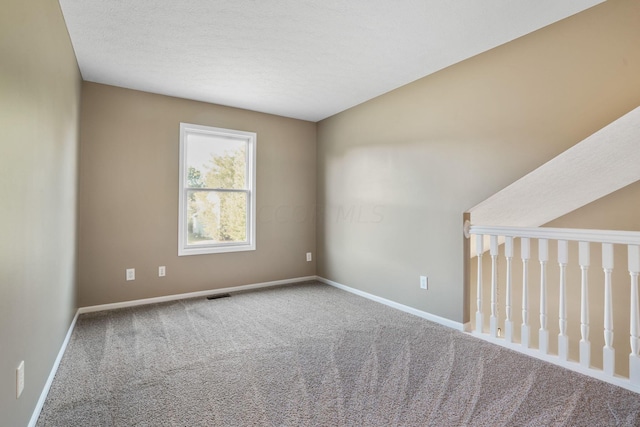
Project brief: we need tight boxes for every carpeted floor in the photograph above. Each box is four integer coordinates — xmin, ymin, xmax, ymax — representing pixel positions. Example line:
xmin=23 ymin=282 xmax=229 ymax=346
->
xmin=37 ymin=281 xmax=640 ymax=426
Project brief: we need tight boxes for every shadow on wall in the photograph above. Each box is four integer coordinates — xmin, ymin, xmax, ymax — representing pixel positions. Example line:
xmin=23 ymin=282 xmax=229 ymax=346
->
xmin=258 ymin=204 xmax=385 ymax=225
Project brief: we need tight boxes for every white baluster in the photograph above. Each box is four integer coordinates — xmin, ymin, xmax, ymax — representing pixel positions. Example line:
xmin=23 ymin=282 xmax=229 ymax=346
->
xmin=476 ymin=235 xmax=484 ymax=334
xmin=629 ymin=245 xmax=640 ymax=385
xmin=558 ymin=240 xmax=569 ymax=361
xmin=505 ymin=236 xmax=514 ymax=343
xmin=490 ymin=235 xmax=499 ymax=338
xmin=579 ymin=241 xmax=591 ymax=368
xmin=602 ymin=243 xmax=615 ymax=376
xmin=521 ymin=237 xmax=531 ymax=348
xmin=539 ymin=239 xmax=549 ymax=354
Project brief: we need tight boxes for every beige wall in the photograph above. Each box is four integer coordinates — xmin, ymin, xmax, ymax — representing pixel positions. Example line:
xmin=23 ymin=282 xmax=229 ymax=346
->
xmin=316 ymin=0 xmax=640 ymax=323
xmin=0 ymin=1 xmax=81 ymax=425
xmin=77 ymin=83 xmax=316 ymax=307
xmin=471 ymin=180 xmax=640 ymax=376
xmin=2 ymin=2 xmax=639 ymax=422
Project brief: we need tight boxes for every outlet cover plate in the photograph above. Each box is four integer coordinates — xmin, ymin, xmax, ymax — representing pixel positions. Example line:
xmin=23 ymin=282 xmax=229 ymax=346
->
xmin=306 ymin=252 xmax=312 ymax=262
xmin=420 ymin=276 xmax=428 ymax=290
xmin=126 ymin=268 xmax=135 ymax=281
xmin=159 ymin=266 xmax=166 ymax=277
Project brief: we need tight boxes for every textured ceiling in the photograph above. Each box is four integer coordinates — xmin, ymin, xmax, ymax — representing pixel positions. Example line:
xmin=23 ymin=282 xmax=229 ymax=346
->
xmin=469 ymin=106 xmax=640 ymax=228
xmin=59 ymin=0 xmax=603 ymax=122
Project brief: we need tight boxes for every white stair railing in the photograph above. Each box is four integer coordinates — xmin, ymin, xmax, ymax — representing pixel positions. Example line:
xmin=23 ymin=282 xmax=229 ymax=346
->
xmin=629 ymin=245 xmax=640 ymax=382
xmin=579 ymin=241 xmax=591 ymax=369
xmin=490 ymin=235 xmax=499 ymax=337
xmin=558 ymin=240 xmax=569 ymax=361
xmin=603 ymin=243 xmax=615 ymax=376
xmin=521 ymin=237 xmax=531 ymax=348
xmin=505 ymin=236 xmax=514 ymax=343
xmin=476 ymin=235 xmax=484 ymax=334
xmin=466 ymin=224 xmax=640 ymax=393
xmin=538 ymin=238 xmax=549 ymax=354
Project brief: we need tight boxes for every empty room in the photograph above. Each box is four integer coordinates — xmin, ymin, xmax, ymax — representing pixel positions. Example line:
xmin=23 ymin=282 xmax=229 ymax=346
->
xmin=2 ymin=0 xmax=640 ymax=425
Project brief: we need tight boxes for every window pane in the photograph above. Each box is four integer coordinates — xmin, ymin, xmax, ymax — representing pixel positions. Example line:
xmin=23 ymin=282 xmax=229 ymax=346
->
xmin=186 ymin=132 xmax=246 ymax=189
xmin=187 ymin=190 xmax=247 ymax=245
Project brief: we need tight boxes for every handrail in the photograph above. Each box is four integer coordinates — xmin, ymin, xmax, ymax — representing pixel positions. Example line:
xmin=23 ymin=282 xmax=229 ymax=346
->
xmin=467 ymin=221 xmax=640 ymax=393
xmin=469 ymin=224 xmax=640 ymax=246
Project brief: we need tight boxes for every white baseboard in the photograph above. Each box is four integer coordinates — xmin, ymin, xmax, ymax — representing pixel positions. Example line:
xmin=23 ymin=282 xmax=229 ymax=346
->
xmin=469 ymin=331 xmax=640 ymax=395
xmin=29 ymin=310 xmax=79 ymax=427
xmin=30 ymin=275 xmax=316 ymax=425
xmin=32 ymin=274 xmax=471 ymax=425
xmin=315 ymin=276 xmax=469 ymax=332
xmin=77 ymin=276 xmax=317 ymax=314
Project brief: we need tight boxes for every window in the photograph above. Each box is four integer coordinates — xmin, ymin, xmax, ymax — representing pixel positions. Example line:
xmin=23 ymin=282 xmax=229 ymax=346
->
xmin=178 ymin=123 xmax=256 ymax=256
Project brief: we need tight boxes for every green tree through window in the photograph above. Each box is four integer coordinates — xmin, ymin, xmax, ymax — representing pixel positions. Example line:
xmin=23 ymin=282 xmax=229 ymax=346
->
xmin=188 ymin=149 xmax=247 ymax=244
xmin=179 ymin=122 xmax=256 ymax=256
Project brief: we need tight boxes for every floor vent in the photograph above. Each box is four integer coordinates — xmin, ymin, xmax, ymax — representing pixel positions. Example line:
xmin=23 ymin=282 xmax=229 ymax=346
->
xmin=206 ymin=293 xmax=231 ymax=300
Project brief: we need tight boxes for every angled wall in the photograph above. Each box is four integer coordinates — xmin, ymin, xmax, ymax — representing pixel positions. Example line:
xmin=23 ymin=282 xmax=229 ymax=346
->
xmin=316 ymin=0 xmax=640 ymax=323
xmin=0 ymin=1 xmax=81 ymax=425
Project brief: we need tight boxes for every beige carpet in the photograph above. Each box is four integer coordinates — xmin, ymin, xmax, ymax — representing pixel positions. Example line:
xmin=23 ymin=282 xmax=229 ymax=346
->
xmin=37 ymin=281 xmax=640 ymax=426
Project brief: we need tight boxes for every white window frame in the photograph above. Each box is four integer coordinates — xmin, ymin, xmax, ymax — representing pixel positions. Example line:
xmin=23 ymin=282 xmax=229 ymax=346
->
xmin=178 ymin=123 xmax=256 ymax=256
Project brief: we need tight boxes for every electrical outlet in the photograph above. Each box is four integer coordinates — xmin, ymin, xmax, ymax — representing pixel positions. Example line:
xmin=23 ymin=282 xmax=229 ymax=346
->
xmin=16 ymin=361 xmax=24 ymax=399
xmin=126 ymin=268 xmax=135 ymax=281
xmin=306 ymin=252 xmax=312 ymax=262
xmin=420 ymin=276 xmax=428 ymax=290
xmin=159 ymin=266 xmax=166 ymax=277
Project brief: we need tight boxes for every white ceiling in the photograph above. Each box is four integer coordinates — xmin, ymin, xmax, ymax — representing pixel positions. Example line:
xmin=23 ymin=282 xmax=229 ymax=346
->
xmin=59 ymin=0 xmax=603 ymax=122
